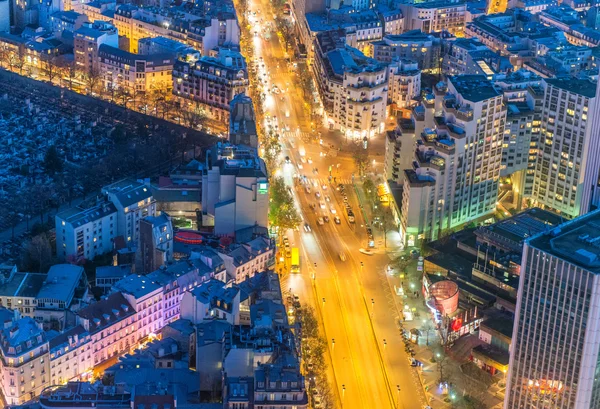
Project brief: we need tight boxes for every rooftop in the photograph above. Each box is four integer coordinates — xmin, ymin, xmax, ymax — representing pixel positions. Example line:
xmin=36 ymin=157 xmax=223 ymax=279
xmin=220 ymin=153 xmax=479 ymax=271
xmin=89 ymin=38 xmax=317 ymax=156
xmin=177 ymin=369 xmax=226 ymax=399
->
xmin=529 ymin=209 xmax=600 ymax=272
xmin=96 ymin=264 xmax=132 ymax=280
xmin=448 ymin=75 xmax=500 ymax=102
xmin=56 ymin=201 xmax=116 ymax=228
xmin=77 ymin=292 xmax=135 ymax=334
xmin=112 ymin=274 xmax=162 ymax=299
xmin=37 ymin=264 xmax=84 ymax=305
xmin=102 ymin=179 xmax=153 ymax=208
xmin=0 ymin=272 xmax=45 ymax=298
xmin=544 ymin=77 xmax=597 ymax=98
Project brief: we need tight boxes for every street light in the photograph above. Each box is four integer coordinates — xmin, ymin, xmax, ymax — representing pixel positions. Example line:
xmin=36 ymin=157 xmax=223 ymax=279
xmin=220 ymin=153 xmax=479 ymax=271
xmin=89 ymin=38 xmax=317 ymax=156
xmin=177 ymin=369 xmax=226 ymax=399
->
xmin=342 ymin=384 xmax=346 ymax=400
xmin=396 ymin=385 xmax=401 ymax=409
xmin=383 ymin=339 xmax=387 ymax=350
xmin=322 ymin=297 xmax=326 ymax=308
xmin=332 ymin=338 xmax=335 ymax=351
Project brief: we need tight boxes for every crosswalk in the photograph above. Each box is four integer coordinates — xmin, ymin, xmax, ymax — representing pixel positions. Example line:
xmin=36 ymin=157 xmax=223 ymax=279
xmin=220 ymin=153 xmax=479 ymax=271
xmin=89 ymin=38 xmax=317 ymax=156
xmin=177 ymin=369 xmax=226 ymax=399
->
xmin=282 ymin=130 xmax=312 ymax=141
xmin=308 ymin=177 xmax=354 ymax=186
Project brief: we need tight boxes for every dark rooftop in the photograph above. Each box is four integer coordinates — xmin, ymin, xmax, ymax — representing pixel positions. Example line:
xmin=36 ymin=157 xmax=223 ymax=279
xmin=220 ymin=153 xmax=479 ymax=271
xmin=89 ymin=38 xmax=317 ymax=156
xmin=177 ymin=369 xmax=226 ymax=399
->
xmin=449 ymin=75 xmax=500 ymax=102
xmin=545 ymin=77 xmax=597 ymax=98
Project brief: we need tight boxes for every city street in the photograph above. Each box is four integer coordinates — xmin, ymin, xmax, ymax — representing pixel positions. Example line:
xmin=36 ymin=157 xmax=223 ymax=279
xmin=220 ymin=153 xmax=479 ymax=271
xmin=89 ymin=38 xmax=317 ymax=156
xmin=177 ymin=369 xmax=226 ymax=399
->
xmin=239 ymin=0 xmax=431 ymax=407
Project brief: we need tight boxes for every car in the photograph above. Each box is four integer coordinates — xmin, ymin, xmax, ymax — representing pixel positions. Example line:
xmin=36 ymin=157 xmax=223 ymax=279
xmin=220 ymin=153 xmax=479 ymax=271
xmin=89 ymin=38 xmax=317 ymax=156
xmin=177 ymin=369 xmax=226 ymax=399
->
xmin=323 ymin=216 xmax=330 ymax=223
xmin=330 ymin=207 xmax=337 ymax=214
xmin=343 ymin=196 xmax=349 ymax=203
xmin=300 ymin=157 xmax=307 ymax=163
xmin=285 ymin=110 xmax=290 ymax=117
xmin=315 ymin=192 xmax=321 ymax=199
xmin=304 ymin=223 xmax=311 ymax=232
xmin=285 ymin=156 xmax=291 ymax=163
xmin=312 ymin=180 xmax=319 ymax=187
xmin=321 ymin=184 xmax=328 ymax=190
xmin=305 ymin=186 xmax=312 ymax=194
xmin=324 ymin=195 xmax=331 ymax=202
xmin=359 ymin=248 xmax=373 ymax=255
xmin=320 ymin=201 xmax=326 ymax=209
xmin=317 ymin=217 xmax=324 ymax=225
xmin=339 ymin=252 xmax=347 ymax=261
xmin=334 ymin=216 xmax=341 ymax=224
xmin=307 ymin=157 xmax=313 ymax=164
xmin=297 ymin=163 xmax=303 ymax=169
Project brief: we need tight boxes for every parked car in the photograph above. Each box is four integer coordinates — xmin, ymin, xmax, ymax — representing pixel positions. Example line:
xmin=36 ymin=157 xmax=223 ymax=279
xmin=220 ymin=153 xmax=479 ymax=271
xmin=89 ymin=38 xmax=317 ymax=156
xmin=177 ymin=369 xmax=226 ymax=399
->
xmin=317 ymin=217 xmax=324 ymax=225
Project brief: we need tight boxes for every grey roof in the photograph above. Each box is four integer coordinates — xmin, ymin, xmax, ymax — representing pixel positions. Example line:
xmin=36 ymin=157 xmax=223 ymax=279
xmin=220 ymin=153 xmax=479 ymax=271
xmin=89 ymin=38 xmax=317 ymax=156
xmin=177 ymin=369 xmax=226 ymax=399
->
xmin=544 ymin=77 xmax=597 ymax=98
xmin=96 ymin=265 xmax=132 ymax=280
xmin=0 ymin=273 xmax=45 ymax=298
xmin=77 ymin=292 xmax=135 ymax=334
xmin=164 ymin=318 xmax=195 ymax=336
xmin=102 ymin=179 xmax=153 ymax=208
xmin=196 ymin=320 xmax=231 ymax=345
xmin=0 ymin=316 xmax=47 ymax=356
xmin=448 ymin=75 xmax=500 ymax=102
xmin=74 ymin=26 xmax=106 ymax=39
xmin=98 ymin=45 xmax=175 ymax=67
xmin=49 ymin=325 xmax=90 ymax=351
xmin=529 ymin=209 xmax=600 ymax=272
xmin=112 ymin=274 xmax=162 ymax=299
xmin=151 ymin=188 xmax=201 ymax=203
xmin=190 ymin=279 xmax=239 ymax=311
xmin=57 ymin=201 xmax=117 ymax=228
xmin=37 ymin=264 xmax=84 ymax=304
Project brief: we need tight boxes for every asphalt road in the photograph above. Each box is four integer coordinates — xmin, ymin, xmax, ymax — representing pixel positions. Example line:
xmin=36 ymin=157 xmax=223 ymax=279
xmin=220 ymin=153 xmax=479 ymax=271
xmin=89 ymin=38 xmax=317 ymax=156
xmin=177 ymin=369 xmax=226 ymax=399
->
xmin=243 ymin=0 xmax=430 ymax=407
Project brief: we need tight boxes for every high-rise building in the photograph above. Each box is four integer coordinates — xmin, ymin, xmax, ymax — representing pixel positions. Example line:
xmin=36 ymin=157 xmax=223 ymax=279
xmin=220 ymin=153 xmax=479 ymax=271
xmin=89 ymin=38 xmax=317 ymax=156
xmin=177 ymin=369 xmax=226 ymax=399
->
xmin=493 ymin=70 xmax=543 ymax=209
xmin=505 ymin=209 xmax=600 ymax=408
xmin=531 ymin=78 xmax=600 ymax=218
xmin=74 ymin=21 xmax=118 ymax=73
xmin=400 ymin=75 xmax=506 ymax=246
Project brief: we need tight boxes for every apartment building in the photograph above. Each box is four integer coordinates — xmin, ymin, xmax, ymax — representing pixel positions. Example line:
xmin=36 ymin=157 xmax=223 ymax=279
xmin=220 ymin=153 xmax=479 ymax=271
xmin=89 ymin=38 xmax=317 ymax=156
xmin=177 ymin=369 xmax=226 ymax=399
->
xmin=370 ymin=30 xmax=441 ymax=71
xmin=102 ymin=180 xmax=157 ymax=246
xmin=98 ymin=44 xmax=174 ymax=94
xmin=401 ymin=75 xmax=506 ymax=246
xmin=180 ymin=279 xmax=242 ymax=325
xmin=313 ymin=32 xmax=388 ymax=139
xmin=494 ymin=70 xmax=543 ymax=207
xmin=0 ymin=309 xmax=50 ymax=405
xmin=55 ymin=201 xmax=117 ymax=261
xmin=173 ymin=48 xmax=249 ymax=123
xmin=48 ymin=10 xmax=89 ymax=39
xmin=112 ymin=275 xmax=164 ymax=340
xmin=201 ymin=144 xmax=269 ymax=236
xmin=0 ymin=269 xmax=45 ymax=318
xmin=253 ymin=354 xmax=308 ymax=409
xmin=531 ymin=78 xmax=600 ymax=218
xmin=49 ymin=325 xmax=93 ymax=386
xmin=73 ymin=21 xmax=118 ymax=73
xmin=387 ymin=58 xmax=421 ymax=110
xmin=400 ymin=0 xmax=466 ymax=36
xmin=505 ymin=210 xmax=600 ymax=409
xmin=216 ymin=236 xmax=275 ymax=283
xmin=139 ymin=213 xmax=173 ymax=274
xmin=76 ymin=292 xmax=137 ymax=366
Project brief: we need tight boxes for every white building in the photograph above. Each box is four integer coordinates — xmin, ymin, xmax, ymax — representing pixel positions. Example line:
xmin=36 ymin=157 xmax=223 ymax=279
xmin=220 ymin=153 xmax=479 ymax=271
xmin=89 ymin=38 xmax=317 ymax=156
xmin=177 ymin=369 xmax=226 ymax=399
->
xmin=0 ymin=0 xmax=9 ymax=32
xmin=49 ymin=325 xmax=93 ymax=386
xmin=387 ymin=58 xmax=421 ymax=110
xmin=76 ymin=292 xmax=137 ymax=366
xmin=217 ymin=236 xmax=275 ymax=283
xmin=399 ymin=1 xmax=466 ymax=36
xmin=401 ymin=75 xmax=506 ymax=246
xmin=180 ymin=279 xmax=242 ymax=325
xmin=312 ymin=34 xmax=388 ymax=139
xmin=530 ymin=77 xmax=600 ymax=218
xmin=111 ymin=275 xmax=164 ymax=340
xmin=102 ymin=179 xmax=157 ymax=246
xmin=0 ymin=309 xmax=50 ymax=405
xmin=139 ymin=213 xmax=174 ymax=274
xmin=73 ymin=20 xmax=118 ymax=73
xmin=201 ymin=144 xmax=269 ymax=237
xmin=55 ymin=201 xmax=117 ymax=262
xmin=505 ymin=210 xmax=600 ymax=409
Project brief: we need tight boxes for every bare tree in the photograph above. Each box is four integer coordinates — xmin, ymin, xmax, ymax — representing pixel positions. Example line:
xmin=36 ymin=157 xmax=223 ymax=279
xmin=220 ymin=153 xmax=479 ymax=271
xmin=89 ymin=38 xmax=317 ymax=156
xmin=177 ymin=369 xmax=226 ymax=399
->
xmin=21 ymin=233 xmax=54 ymax=273
xmin=116 ymin=86 xmax=132 ymax=108
xmin=105 ymin=83 xmax=117 ymax=103
xmin=61 ymin=60 xmax=80 ymax=91
xmin=82 ymin=67 xmax=102 ymax=95
xmin=0 ymin=47 xmax=8 ymax=68
xmin=352 ymin=142 xmax=369 ymax=176
xmin=8 ymin=48 xmax=26 ymax=75
xmin=182 ymin=100 xmax=207 ymax=129
xmin=42 ymin=54 xmax=60 ymax=83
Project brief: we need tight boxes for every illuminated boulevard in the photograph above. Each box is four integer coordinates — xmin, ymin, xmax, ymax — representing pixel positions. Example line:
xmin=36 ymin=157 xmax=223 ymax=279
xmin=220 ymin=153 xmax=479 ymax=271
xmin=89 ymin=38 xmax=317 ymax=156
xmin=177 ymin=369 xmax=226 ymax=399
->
xmin=240 ymin=0 xmax=431 ymax=407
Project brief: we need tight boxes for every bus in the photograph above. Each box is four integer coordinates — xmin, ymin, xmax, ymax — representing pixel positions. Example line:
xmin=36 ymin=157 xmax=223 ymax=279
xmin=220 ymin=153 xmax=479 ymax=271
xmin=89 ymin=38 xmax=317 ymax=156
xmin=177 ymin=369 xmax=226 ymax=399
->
xmin=291 ymin=248 xmax=300 ymax=273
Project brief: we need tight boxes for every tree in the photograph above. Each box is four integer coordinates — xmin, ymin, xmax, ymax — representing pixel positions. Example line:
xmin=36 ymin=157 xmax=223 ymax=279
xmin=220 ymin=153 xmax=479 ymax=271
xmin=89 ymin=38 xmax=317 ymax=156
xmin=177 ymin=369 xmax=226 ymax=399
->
xmin=82 ymin=67 xmax=102 ymax=95
xmin=352 ymin=142 xmax=369 ymax=176
xmin=42 ymin=55 xmax=60 ymax=83
xmin=116 ymin=86 xmax=132 ymax=108
xmin=182 ymin=101 xmax=207 ymax=129
xmin=421 ymin=320 xmax=435 ymax=346
xmin=44 ymin=145 xmax=63 ymax=175
xmin=375 ymin=206 xmax=396 ymax=248
xmin=7 ymin=48 xmax=26 ymax=75
xmin=21 ymin=233 xmax=53 ymax=273
xmin=44 ymin=145 xmax=64 ymax=175
xmin=61 ymin=60 xmax=80 ymax=91
xmin=268 ymin=177 xmax=301 ymax=231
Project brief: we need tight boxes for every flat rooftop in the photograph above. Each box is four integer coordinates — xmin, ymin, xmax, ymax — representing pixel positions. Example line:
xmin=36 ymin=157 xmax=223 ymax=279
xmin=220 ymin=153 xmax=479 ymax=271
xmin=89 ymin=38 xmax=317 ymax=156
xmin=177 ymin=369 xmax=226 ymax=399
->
xmin=545 ymin=77 xmax=597 ymax=99
xmin=449 ymin=75 xmax=500 ymax=102
xmin=529 ymin=209 xmax=600 ymax=273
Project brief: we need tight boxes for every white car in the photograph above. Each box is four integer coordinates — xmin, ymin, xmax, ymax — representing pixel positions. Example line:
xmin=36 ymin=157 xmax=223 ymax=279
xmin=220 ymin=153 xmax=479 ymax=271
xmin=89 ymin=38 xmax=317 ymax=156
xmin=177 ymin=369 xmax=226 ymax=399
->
xmin=315 ymin=192 xmax=321 ymax=199
xmin=324 ymin=195 xmax=331 ymax=202
xmin=317 ymin=217 xmax=324 ymax=226
xmin=321 ymin=184 xmax=328 ymax=190
xmin=300 ymin=157 xmax=307 ymax=164
xmin=330 ymin=207 xmax=337 ymax=214
xmin=320 ymin=201 xmax=326 ymax=209
xmin=304 ymin=223 xmax=311 ymax=232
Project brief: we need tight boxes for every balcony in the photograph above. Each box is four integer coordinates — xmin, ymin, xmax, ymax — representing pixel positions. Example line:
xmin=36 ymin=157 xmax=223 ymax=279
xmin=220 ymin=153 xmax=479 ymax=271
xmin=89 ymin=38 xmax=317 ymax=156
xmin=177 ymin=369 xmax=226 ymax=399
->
xmin=415 ymin=150 xmax=445 ymax=171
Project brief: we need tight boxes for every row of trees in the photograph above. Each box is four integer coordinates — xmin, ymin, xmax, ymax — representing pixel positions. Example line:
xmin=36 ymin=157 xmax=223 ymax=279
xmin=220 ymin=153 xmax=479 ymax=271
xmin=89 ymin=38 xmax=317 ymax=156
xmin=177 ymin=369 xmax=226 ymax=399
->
xmin=0 ymin=46 xmax=208 ymax=130
xmin=300 ymin=306 xmax=336 ymax=409
xmin=268 ymin=177 xmax=301 ymax=231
